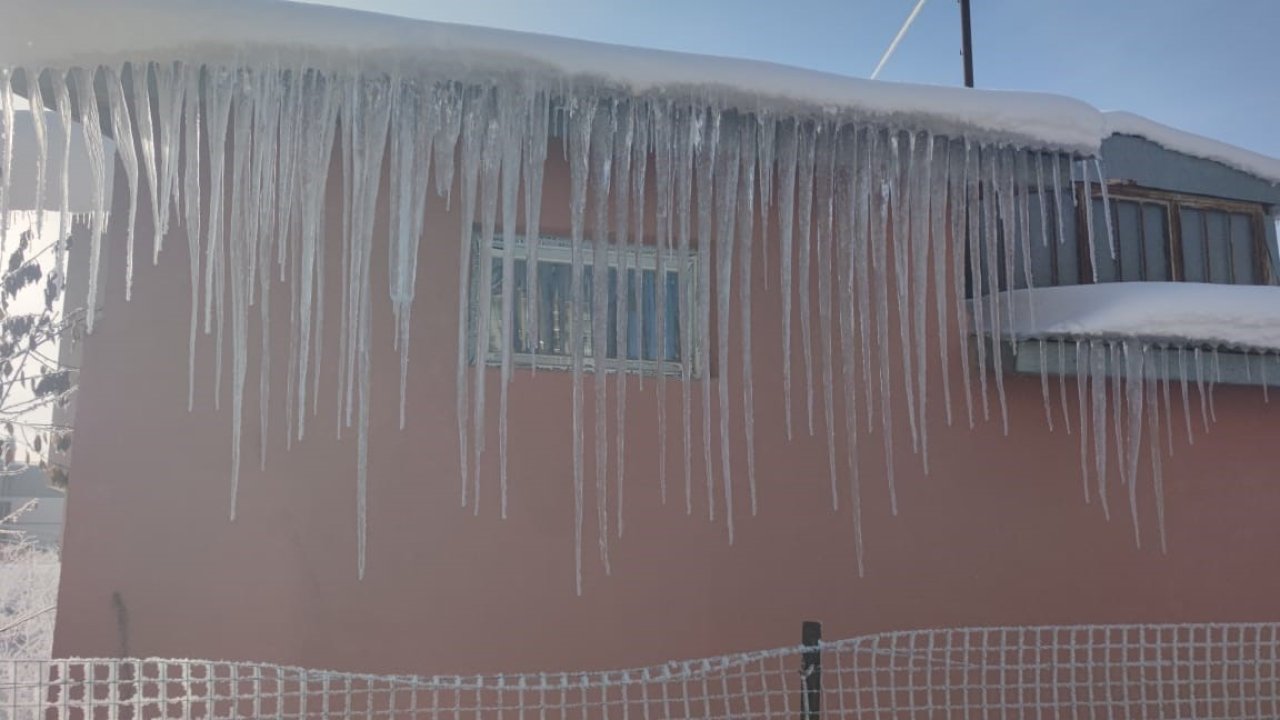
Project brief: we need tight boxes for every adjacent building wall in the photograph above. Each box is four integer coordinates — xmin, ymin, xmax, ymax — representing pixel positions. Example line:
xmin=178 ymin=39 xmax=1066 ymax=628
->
xmin=53 ymin=137 xmax=1280 ymax=676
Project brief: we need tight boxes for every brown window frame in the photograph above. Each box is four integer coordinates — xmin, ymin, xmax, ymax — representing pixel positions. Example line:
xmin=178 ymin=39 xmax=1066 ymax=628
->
xmin=1074 ymin=182 xmax=1274 ymax=286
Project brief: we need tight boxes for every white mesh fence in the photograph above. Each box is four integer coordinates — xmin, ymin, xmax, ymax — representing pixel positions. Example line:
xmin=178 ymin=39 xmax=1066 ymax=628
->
xmin=3 ymin=623 xmax=1278 ymax=719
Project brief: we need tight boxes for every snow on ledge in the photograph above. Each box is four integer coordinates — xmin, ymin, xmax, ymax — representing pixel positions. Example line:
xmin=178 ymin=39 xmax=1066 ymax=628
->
xmin=0 ymin=0 xmax=1107 ymax=152
xmin=974 ymin=283 xmax=1280 ymax=352
xmin=1104 ymin=112 xmax=1280 ymax=186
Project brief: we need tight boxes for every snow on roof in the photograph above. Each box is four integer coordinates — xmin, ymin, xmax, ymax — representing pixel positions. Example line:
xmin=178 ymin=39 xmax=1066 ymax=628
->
xmin=978 ymin=283 xmax=1280 ymax=352
xmin=6 ymin=0 xmax=1279 ymax=176
xmin=1104 ymin=112 xmax=1280 ymax=186
xmin=0 ymin=0 xmax=1094 ymax=153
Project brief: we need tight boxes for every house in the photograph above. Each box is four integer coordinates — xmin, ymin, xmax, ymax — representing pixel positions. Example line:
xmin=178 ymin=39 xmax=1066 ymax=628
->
xmin=1 ymin=0 xmax=1278 ymax=690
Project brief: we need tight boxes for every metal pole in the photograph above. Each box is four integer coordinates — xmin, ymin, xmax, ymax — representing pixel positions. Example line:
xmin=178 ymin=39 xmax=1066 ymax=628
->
xmin=960 ymin=0 xmax=975 ymax=87
xmin=801 ymin=621 xmax=822 ymax=720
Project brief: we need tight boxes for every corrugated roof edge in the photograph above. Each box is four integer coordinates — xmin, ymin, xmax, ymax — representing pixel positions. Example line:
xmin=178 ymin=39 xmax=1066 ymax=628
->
xmin=1104 ymin=112 xmax=1280 ymax=187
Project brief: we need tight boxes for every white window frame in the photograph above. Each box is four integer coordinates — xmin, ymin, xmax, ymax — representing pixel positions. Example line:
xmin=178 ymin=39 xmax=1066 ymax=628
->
xmin=474 ymin=234 xmax=701 ymax=377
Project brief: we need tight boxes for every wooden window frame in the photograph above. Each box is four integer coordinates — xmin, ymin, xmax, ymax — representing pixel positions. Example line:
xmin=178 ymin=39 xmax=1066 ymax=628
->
xmin=1074 ymin=182 xmax=1273 ymax=285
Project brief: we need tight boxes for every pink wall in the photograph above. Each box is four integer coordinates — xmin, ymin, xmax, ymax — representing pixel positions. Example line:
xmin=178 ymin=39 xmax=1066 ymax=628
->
xmin=53 ymin=141 xmax=1280 ymax=677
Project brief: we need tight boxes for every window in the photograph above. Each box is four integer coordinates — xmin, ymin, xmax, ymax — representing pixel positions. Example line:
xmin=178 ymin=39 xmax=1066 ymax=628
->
xmin=1076 ymin=185 xmax=1274 ymax=286
xmin=472 ymin=235 xmax=698 ymax=375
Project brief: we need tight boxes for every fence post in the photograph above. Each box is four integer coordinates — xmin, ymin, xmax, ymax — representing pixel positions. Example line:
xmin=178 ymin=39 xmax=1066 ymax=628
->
xmin=801 ymin=621 xmax=822 ymax=720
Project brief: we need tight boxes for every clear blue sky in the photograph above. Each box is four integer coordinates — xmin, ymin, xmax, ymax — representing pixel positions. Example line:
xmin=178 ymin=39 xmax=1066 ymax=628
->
xmin=298 ymin=0 xmax=1280 ymax=159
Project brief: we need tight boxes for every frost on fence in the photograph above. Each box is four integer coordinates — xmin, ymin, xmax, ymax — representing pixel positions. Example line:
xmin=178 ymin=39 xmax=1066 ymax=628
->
xmin=0 ymin=57 xmax=1270 ymax=587
xmin=3 ymin=623 xmax=1280 ymax=719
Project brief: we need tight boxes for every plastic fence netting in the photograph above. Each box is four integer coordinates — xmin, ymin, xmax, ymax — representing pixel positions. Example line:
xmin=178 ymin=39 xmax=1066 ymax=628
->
xmin=3 ymin=623 xmax=1278 ymax=719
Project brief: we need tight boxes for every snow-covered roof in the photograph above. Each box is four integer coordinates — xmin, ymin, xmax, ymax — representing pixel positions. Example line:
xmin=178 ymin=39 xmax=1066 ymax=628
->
xmin=978 ymin=283 xmax=1280 ymax=353
xmin=1104 ymin=112 xmax=1280 ymax=186
xmin=4 ymin=0 xmax=1276 ymax=178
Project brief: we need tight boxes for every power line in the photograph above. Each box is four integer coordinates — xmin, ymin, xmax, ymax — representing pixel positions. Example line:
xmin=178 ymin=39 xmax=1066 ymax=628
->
xmin=870 ymin=0 xmax=930 ymax=80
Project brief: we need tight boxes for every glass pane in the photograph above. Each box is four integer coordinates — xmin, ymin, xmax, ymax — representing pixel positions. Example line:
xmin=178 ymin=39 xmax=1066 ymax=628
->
xmin=1091 ymin=197 xmax=1117 ymax=283
xmin=1114 ymin=200 xmax=1143 ymax=281
xmin=1140 ymin=204 xmax=1170 ymax=281
xmin=1179 ymin=207 xmax=1206 ymax=282
xmin=1229 ymin=213 xmax=1256 ymax=284
xmin=1203 ymin=210 xmax=1232 ymax=283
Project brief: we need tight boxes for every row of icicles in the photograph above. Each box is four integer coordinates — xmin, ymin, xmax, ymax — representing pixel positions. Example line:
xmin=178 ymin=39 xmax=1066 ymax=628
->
xmin=0 ymin=63 xmax=1267 ymax=589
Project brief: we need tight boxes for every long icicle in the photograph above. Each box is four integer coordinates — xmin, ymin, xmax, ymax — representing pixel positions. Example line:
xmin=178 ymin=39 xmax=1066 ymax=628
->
xmin=714 ymin=114 xmax=741 ymax=542
xmin=589 ymin=99 xmax=614 ymax=572
xmin=813 ymin=121 xmax=838 ymax=509
xmin=736 ymin=117 xmax=758 ymax=515
xmin=566 ymin=96 xmax=595 ymax=595
xmin=775 ymin=118 xmax=799 ymax=440
xmin=695 ymin=109 xmax=717 ymax=522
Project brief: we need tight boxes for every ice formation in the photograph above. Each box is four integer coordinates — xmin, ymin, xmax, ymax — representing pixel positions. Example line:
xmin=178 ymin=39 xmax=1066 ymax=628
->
xmin=1 ymin=0 xmax=1275 ymax=587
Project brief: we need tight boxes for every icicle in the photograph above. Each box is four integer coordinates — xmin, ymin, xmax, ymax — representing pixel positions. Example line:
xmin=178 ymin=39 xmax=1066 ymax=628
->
xmin=1015 ymin=151 xmax=1034 ymax=298
xmin=1075 ymin=341 xmax=1091 ymax=503
xmin=674 ymin=105 xmax=696 ymax=518
xmin=472 ymin=88 xmax=502 ymax=512
xmin=1208 ymin=348 xmax=1220 ymax=424
xmin=1193 ymin=347 xmax=1209 ymax=433
xmin=1094 ymin=157 xmax=1116 ymax=259
xmin=523 ymin=90 xmax=549 ymax=369
xmin=1109 ymin=342 xmax=1125 ymax=505
xmin=869 ymin=129 xmax=897 ymax=514
xmin=629 ymin=109 xmax=649 ymax=391
xmin=854 ymin=128 xmax=875 ymax=430
xmin=1262 ymin=353 xmax=1271 ymax=404
xmin=756 ymin=113 xmax=776 ymax=288
xmin=153 ymin=61 xmax=185 ymax=239
xmin=48 ymin=70 xmax=72 ymax=295
xmin=813 ymin=121 xmax=838 ymax=509
xmin=276 ymin=67 xmax=304 ymax=283
xmin=1057 ymin=340 xmax=1072 ymax=434
xmin=68 ymin=67 xmax=107 ymax=334
xmin=1144 ymin=347 xmax=1167 ymax=553
xmin=948 ymin=139 xmax=975 ymax=428
xmin=181 ymin=63 xmax=203 ymax=411
xmin=911 ymin=133 xmax=934 ymax=470
xmin=1122 ymin=341 xmax=1144 ymax=548
xmin=22 ymin=69 xmax=47 ymax=240
xmin=795 ymin=121 xmax=817 ymax=436
xmin=834 ymin=123 xmax=864 ymax=575
xmin=589 ymin=100 xmax=614 ymax=572
xmin=981 ymin=146 xmax=1005 ymax=427
xmin=455 ymin=86 xmax=486 ymax=508
xmin=0 ymin=68 xmax=13 ymax=239
xmin=737 ymin=117 xmax=758 ymax=516
xmin=351 ymin=72 xmax=392 ymax=579
xmin=1159 ymin=347 xmax=1174 ymax=455
xmin=612 ymin=100 xmax=634 ymax=528
xmin=105 ymin=66 xmax=141 ymax=301
xmin=295 ymin=69 xmax=340 ymax=441
xmin=1177 ymin=347 xmax=1193 ymax=445
xmin=1034 ymin=152 xmax=1049 ymax=249
xmin=1052 ymin=152 xmax=1067 ymax=247
xmin=566 ymin=96 xmax=596 ymax=595
xmin=1038 ymin=339 xmax=1054 ymax=431
xmin=929 ymin=135 xmax=952 ymax=427
xmin=714 ymin=114 xmax=741 ymax=542
xmin=128 ymin=62 xmax=163 ymax=265
xmin=775 ymin=119 xmax=799 ymax=440
xmin=1090 ymin=341 xmax=1110 ymax=519
xmin=1080 ymin=159 xmax=1098 ymax=282
xmin=253 ymin=69 xmax=282 ymax=471
xmin=964 ymin=141 xmax=990 ymax=422
xmin=498 ymin=90 xmax=526 ymax=521
xmin=694 ymin=109 xmax=717 ymax=522
xmin=227 ymin=72 xmax=255 ymax=522
xmin=203 ymin=66 xmax=235 ymax=408
xmin=888 ymin=132 xmax=919 ymax=453
xmin=652 ymin=101 xmax=672 ymax=506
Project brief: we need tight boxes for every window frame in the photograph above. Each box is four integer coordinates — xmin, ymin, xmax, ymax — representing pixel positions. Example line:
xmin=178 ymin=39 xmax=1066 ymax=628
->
xmin=1075 ymin=182 xmax=1274 ymax=286
xmin=472 ymin=233 xmax=701 ymax=378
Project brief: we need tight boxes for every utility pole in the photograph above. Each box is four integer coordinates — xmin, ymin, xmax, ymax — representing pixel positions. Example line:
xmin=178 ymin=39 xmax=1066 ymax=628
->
xmin=960 ymin=0 xmax=975 ymax=87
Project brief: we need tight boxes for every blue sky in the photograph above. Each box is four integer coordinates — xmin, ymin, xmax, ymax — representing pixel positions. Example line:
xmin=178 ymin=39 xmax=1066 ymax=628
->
xmin=297 ymin=0 xmax=1280 ymax=159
